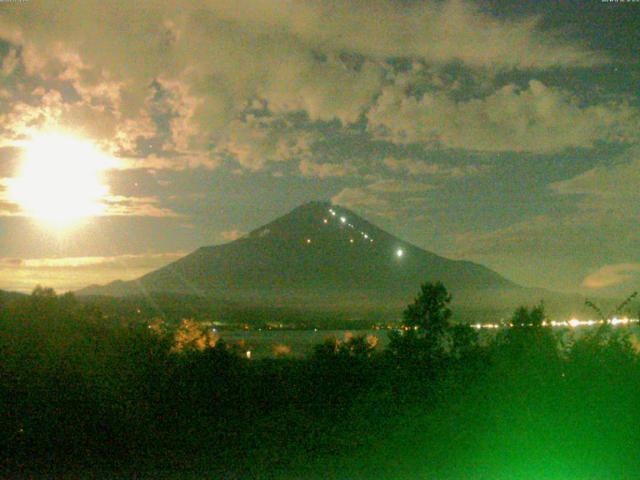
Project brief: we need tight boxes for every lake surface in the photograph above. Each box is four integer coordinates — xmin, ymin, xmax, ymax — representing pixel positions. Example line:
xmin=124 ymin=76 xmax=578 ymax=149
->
xmin=218 ymin=329 xmax=388 ymax=358
xmin=218 ymin=322 xmax=640 ymax=358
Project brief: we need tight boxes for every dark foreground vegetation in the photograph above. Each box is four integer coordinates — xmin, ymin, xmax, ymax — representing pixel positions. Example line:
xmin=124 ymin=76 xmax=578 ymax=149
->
xmin=1 ymin=285 xmax=640 ymax=479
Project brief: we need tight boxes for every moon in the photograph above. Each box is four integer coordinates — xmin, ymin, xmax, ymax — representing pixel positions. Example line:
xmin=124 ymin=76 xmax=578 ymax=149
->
xmin=7 ymin=133 xmax=115 ymax=227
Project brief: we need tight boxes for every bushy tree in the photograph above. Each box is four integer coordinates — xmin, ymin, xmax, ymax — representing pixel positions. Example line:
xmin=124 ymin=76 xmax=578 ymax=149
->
xmin=171 ymin=318 xmax=220 ymax=352
xmin=511 ymin=303 xmax=545 ymax=328
xmin=499 ymin=303 xmax=560 ymax=380
xmin=450 ymin=323 xmax=479 ymax=358
xmin=388 ymin=282 xmax=453 ymax=363
xmin=312 ymin=333 xmax=379 ymax=360
xmin=402 ymin=281 xmax=452 ymax=336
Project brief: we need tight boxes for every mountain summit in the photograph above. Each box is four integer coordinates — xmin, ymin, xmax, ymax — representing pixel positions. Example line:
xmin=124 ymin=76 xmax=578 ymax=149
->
xmin=78 ymin=201 xmax=518 ymax=310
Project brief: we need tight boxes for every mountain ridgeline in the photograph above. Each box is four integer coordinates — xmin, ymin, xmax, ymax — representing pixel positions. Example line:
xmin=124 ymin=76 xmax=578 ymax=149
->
xmin=77 ymin=202 xmax=529 ymax=319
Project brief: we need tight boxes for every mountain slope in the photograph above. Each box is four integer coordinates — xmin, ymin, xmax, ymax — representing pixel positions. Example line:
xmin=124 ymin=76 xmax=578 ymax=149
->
xmin=78 ymin=201 xmax=519 ymax=309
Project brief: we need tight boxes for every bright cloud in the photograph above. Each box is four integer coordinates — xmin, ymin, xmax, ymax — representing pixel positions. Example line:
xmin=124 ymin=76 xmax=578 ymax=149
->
xmin=367 ymin=179 xmax=433 ymax=193
xmin=583 ymin=263 xmax=640 ymax=289
xmin=299 ymin=159 xmax=356 ymax=179
xmin=0 ymin=252 xmax=186 ymax=292
xmin=383 ymin=157 xmax=485 ymax=177
xmin=331 ymin=187 xmax=389 ymax=210
xmin=0 ymin=0 xmax=615 ymax=170
xmin=552 ymin=148 xmax=640 ymax=199
xmin=368 ymin=79 xmax=637 ymax=152
xmin=220 ymin=229 xmax=245 ymax=241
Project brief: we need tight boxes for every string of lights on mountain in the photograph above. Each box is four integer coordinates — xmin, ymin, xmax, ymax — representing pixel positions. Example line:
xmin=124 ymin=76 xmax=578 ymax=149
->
xmin=307 ymin=207 xmax=404 ymax=258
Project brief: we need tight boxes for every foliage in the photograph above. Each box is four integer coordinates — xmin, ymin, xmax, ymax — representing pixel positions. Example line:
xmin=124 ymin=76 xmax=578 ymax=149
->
xmin=585 ymin=291 xmax=638 ymax=321
xmin=402 ymin=281 xmax=452 ymax=335
xmin=312 ymin=333 xmax=379 ymax=360
xmin=388 ymin=282 xmax=456 ymax=362
xmin=510 ymin=303 xmax=545 ymax=327
xmin=498 ymin=303 xmax=559 ymax=371
xmin=2 ymin=285 xmax=640 ymax=478
xmin=170 ymin=318 xmax=220 ymax=352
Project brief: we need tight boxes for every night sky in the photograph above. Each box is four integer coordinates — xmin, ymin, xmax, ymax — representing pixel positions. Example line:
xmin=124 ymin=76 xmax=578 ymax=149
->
xmin=0 ymin=0 xmax=638 ymax=295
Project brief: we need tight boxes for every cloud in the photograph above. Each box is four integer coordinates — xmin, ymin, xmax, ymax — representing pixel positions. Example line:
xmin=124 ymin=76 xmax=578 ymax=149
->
xmin=549 ymin=147 xmax=640 ymax=229
xmin=6 ymin=253 xmax=185 ymax=270
xmin=0 ymin=146 xmax=20 ymax=178
xmin=447 ymin=204 xmax=640 ymax=293
xmin=383 ymin=157 xmax=485 ymax=177
xmin=367 ymin=179 xmax=433 ymax=193
xmin=367 ymin=79 xmax=638 ymax=152
xmin=0 ymin=251 xmax=186 ymax=292
xmin=0 ymin=0 xmax=608 ymax=172
xmin=331 ymin=178 xmax=434 ymax=218
xmin=1 ymin=47 xmax=18 ymax=76
xmin=181 ymin=0 xmax=601 ymax=70
xmin=0 ymin=163 xmax=177 ymax=218
xmin=215 ymin=114 xmax=314 ymax=171
xmin=220 ymin=229 xmax=245 ymax=241
xmin=0 ymin=200 xmax=19 ymax=216
xmin=383 ymin=157 xmax=442 ymax=176
xmin=0 ymin=183 xmax=20 ymax=215
xmin=452 ymin=215 xmax=560 ymax=257
xmin=299 ymin=158 xmax=355 ymax=179
xmin=0 ymin=257 xmax=23 ymax=267
xmin=449 ymin=212 xmax=634 ymax=259
xmin=260 ymin=54 xmax=384 ymax=125
xmin=0 ymin=88 xmax=126 ymax=151
xmin=331 ymin=187 xmax=389 ymax=210
xmin=552 ymin=148 xmax=640 ymax=199
xmin=103 ymin=195 xmax=179 ymax=217
xmin=582 ymin=263 xmax=640 ymax=289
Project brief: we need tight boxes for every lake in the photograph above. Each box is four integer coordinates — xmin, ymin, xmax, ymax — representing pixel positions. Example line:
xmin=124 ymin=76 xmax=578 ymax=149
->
xmin=217 ymin=321 xmax=640 ymax=358
xmin=217 ymin=329 xmax=389 ymax=358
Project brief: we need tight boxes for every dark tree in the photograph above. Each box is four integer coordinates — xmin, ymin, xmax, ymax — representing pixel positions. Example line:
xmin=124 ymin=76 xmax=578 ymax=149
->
xmin=402 ymin=281 xmax=452 ymax=336
xmin=499 ymin=302 xmax=560 ymax=377
xmin=450 ymin=323 xmax=479 ymax=358
xmin=388 ymin=282 xmax=453 ymax=363
xmin=511 ymin=303 xmax=545 ymax=328
xmin=31 ymin=285 xmax=56 ymax=298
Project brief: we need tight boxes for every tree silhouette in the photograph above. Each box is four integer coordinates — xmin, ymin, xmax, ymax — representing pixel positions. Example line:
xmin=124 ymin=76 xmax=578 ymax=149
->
xmin=388 ymin=282 xmax=453 ymax=362
xmin=499 ymin=303 xmax=559 ymax=375
xmin=402 ymin=281 xmax=452 ymax=336
xmin=511 ymin=303 xmax=545 ymax=328
xmin=450 ymin=323 xmax=479 ymax=358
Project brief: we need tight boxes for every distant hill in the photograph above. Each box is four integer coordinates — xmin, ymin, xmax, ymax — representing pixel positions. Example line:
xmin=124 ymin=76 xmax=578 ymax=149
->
xmin=0 ymin=289 xmax=27 ymax=303
xmin=78 ymin=201 xmax=587 ymax=321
